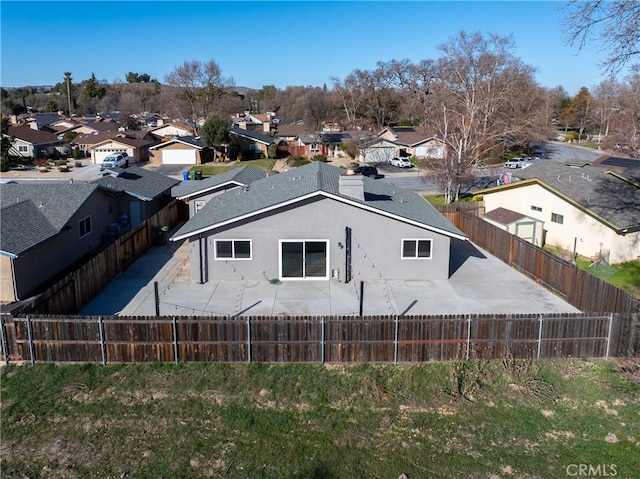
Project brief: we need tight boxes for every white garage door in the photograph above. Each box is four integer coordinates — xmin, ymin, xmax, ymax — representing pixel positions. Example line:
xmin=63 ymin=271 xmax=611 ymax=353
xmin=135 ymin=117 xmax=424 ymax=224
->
xmin=163 ymin=149 xmax=196 ymax=165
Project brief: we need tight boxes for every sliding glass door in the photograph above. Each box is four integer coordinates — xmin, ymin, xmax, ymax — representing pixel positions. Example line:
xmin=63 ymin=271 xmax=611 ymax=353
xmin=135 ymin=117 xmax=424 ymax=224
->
xmin=280 ymin=240 xmax=328 ymax=280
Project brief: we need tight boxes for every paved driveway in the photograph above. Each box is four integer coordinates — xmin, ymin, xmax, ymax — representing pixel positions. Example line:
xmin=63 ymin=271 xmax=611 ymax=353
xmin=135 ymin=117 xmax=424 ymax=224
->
xmin=80 ymin=235 xmax=580 ymax=317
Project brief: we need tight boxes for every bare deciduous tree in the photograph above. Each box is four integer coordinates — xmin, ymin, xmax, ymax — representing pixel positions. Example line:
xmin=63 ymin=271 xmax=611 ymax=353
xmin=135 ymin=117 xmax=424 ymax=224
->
xmin=164 ymin=59 xmax=232 ymax=130
xmin=425 ymin=31 xmax=542 ymax=202
xmin=562 ymin=0 xmax=640 ymax=74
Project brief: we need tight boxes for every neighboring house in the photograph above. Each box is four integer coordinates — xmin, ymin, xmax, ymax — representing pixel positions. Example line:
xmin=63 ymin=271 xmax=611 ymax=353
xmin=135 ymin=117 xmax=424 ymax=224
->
xmin=358 ymin=136 xmax=400 ymax=164
xmin=6 ymin=125 xmax=68 ymax=159
xmin=88 ymin=134 xmax=155 ymax=164
xmin=478 ymin=161 xmax=640 ymax=264
xmin=170 ymin=162 xmax=466 ymax=284
xmin=94 ymin=166 xmax=180 ymax=228
xmin=148 ymin=136 xmax=215 ymax=166
xmin=229 ymin=126 xmax=275 ymax=160
xmin=0 ymin=183 xmax=111 ymax=302
xmin=22 ymin=113 xmax=62 ymax=131
xmin=149 ymin=122 xmax=195 ymax=139
xmin=55 ymin=120 xmax=120 ymax=137
xmin=377 ymin=126 xmax=445 ymax=159
xmin=172 ymin=165 xmax=267 ymax=217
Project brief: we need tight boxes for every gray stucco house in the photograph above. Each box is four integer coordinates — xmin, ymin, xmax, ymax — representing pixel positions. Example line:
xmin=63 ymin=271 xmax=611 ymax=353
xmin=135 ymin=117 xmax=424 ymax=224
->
xmin=1 ymin=183 xmax=109 ymax=302
xmin=95 ymin=166 xmax=180 ymax=228
xmin=171 ymin=162 xmax=466 ymax=284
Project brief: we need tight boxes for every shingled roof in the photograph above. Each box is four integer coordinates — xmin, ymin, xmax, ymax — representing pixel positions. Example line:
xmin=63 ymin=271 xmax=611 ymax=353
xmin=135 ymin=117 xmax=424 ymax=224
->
xmin=7 ymin=125 xmax=63 ymax=145
xmin=172 ymin=162 xmax=466 ymax=241
xmin=482 ymin=161 xmax=640 ymax=233
xmin=0 ymin=182 xmax=99 ymax=257
xmin=95 ymin=166 xmax=180 ymax=201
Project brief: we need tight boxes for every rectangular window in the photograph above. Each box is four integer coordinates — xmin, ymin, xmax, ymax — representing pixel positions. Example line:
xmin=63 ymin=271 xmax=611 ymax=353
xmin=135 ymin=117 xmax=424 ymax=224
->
xmin=195 ymin=200 xmax=206 ymax=213
xmin=531 ymin=205 xmax=542 ymax=212
xmin=79 ymin=216 xmax=92 ymax=238
xmin=18 ymin=145 xmax=28 ymax=153
xmin=551 ymin=213 xmax=564 ymax=224
xmin=215 ymin=240 xmax=251 ymax=260
xmin=402 ymin=239 xmax=432 ymax=259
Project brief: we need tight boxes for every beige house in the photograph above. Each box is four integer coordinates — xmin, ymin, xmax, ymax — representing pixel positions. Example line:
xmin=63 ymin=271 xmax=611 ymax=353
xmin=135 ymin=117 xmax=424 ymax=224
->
xmin=149 ymin=137 xmax=215 ymax=165
xmin=377 ymin=126 xmax=445 ymax=159
xmin=479 ymin=161 xmax=640 ymax=264
xmin=89 ymin=135 xmax=154 ymax=164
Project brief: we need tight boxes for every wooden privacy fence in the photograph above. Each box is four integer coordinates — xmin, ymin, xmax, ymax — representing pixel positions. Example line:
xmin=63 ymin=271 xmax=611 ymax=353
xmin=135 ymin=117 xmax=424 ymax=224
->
xmin=437 ymin=204 xmax=639 ymax=314
xmin=23 ymin=200 xmax=186 ymax=315
xmin=1 ymin=313 xmax=637 ymax=364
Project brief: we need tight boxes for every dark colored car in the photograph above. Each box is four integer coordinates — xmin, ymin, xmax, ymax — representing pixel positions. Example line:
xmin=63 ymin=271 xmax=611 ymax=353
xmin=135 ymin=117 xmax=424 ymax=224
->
xmin=353 ymin=166 xmax=382 ymax=178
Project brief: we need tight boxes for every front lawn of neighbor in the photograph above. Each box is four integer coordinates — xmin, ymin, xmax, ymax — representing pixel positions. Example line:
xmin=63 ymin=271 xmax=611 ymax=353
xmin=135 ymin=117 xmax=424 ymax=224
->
xmin=2 ymin=359 xmax=638 ymax=478
xmin=190 ymin=159 xmax=276 ymax=176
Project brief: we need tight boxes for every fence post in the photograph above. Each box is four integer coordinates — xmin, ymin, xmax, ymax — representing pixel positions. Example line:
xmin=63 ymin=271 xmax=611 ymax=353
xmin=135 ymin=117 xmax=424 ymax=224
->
xmin=605 ymin=313 xmax=614 ymax=360
xmin=320 ymin=316 xmax=325 ymax=364
xmin=98 ymin=316 xmax=106 ymax=365
xmin=466 ymin=315 xmax=471 ymax=360
xmin=0 ymin=316 xmax=9 ymax=365
xmin=537 ymin=314 xmax=543 ymax=359
xmin=394 ymin=315 xmax=399 ymax=365
xmin=172 ymin=316 xmax=179 ymax=364
xmin=26 ymin=315 xmax=35 ymax=365
xmin=246 ymin=317 xmax=251 ymax=363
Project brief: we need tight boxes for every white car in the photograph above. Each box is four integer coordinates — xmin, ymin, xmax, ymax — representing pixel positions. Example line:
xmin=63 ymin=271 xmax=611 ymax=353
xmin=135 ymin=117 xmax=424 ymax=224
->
xmin=100 ymin=153 xmax=129 ymax=170
xmin=389 ymin=157 xmax=412 ymax=168
xmin=504 ymin=157 xmax=532 ymax=169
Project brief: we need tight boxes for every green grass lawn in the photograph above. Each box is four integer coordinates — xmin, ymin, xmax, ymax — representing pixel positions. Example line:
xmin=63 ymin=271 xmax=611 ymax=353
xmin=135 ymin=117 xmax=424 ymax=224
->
xmin=2 ymin=360 xmax=638 ymax=478
xmin=189 ymin=159 xmax=277 ymax=176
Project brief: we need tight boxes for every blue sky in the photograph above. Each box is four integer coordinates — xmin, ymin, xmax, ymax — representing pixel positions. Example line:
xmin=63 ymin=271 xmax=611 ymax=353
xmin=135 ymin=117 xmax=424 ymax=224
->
xmin=0 ymin=1 xmax=614 ymax=95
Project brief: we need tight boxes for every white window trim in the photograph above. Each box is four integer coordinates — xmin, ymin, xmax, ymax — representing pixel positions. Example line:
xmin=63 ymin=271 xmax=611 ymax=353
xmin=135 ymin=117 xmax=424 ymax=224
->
xmin=79 ymin=216 xmax=92 ymax=238
xmin=401 ymin=238 xmax=433 ymax=260
xmin=278 ymin=239 xmax=330 ymax=281
xmin=214 ymin=239 xmax=252 ymax=260
xmin=17 ymin=145 xmax=29 ymax=152
xmin=551 ymin=213 xmax=564 ymax=224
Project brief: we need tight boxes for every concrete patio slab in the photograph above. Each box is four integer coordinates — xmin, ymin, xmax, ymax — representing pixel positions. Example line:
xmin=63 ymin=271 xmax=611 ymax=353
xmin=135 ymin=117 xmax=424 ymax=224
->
xmin=80 ymin=234 xmax=580 ymax=317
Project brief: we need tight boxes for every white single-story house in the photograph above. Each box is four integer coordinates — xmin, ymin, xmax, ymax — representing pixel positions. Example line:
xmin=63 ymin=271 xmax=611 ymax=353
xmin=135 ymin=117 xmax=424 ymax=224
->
xmin=478 ymin=161 xmax=640 ymax=264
